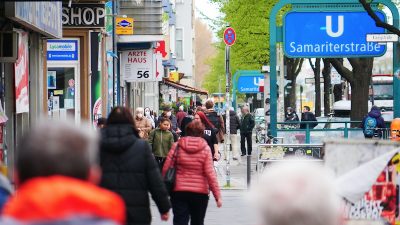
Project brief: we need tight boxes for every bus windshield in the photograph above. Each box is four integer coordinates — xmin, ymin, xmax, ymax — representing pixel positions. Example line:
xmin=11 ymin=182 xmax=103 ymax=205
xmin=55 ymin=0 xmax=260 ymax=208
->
xmin=373 ymin=84 xmax=393 ymax=100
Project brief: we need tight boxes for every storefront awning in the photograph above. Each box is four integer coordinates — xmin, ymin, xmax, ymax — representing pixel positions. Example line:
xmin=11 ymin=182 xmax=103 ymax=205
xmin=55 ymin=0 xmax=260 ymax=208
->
xmin=162 ymin=78 xmax=208 ymax=96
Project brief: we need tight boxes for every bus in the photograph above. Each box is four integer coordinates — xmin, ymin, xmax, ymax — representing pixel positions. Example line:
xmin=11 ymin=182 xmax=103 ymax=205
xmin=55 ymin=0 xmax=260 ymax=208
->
xmin=371 ymin=74 xmax=393 ymax=112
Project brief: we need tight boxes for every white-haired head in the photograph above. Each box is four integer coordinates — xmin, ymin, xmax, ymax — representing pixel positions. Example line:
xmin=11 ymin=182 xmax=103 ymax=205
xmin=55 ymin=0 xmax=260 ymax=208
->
xmin=136 ymin=107 xmax=144 ymax=114
xmin=253 ymin=161 xmax=341 ymax=225
xmin=179 ymin=105 xmax=184 ymax=111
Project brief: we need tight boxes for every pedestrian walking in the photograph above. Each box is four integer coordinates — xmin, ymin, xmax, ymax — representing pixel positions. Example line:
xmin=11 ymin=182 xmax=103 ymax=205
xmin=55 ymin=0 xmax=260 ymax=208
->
xmin=285 ymin=107 xmax=299 ymax=122
xmin=134 ymin=107 xmax=152 ymax=140
xmin=100 ymin=107 xmax=171 ymax=225
xmin=1 ymin=121 xmax=126 ymax=225
xmin=253 ymin=161 xmax=341 ymax=225
xmin=180 ymin=109 xmax=194 ymax=137
xmin=144 ymin=107 xmax=156 ymax=129
xmin=205 ymin=99 xmax=225 ymax=144
xmin=162 ymin=121 xmax=222 ymax=225
xmin=157 ymin=106 xmax=179 ymax=141
xmin=300 ymin=106 xmax=318 ymax=129
xmin=361 ymin=105 xmax=386 ymax=138
xmin=223 ymin=107 xmax=241 ymax=160
xmin=194 ymin=111 xmax=220 ymax=161
xmin=240 ymin=106 xmax=255 ymax=156
xmin=149 ymin=118 xmax=175 ymax=169
xmin=97 ymin=117 xmax=107 ymax=129
xmin=176 ymin=105 xmax=187 ymax=128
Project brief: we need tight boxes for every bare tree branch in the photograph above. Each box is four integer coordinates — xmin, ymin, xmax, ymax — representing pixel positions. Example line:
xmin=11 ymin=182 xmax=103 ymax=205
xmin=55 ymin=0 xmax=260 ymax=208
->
xmin=309 ymin=58 xmax=316 ymax=72
xmin=329 ymin=58 xmax=354 ymax=83
xmin=359 ymin=0 xmax=400 ymax=36
xmin=295 ymin=59 xmax=304 ymax=75
xmin=348 ymin=58 xmax=360 ymax=69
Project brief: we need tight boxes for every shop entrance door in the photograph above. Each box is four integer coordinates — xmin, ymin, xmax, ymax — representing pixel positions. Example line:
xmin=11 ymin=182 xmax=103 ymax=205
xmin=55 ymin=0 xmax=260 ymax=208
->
xmin=47 ymin=64 xmax=80 ymax=123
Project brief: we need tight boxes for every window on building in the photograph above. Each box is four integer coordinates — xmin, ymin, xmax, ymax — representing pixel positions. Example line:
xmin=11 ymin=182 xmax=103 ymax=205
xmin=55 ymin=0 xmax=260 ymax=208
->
xmin=176 ymin=28 xmax=183 ymax=60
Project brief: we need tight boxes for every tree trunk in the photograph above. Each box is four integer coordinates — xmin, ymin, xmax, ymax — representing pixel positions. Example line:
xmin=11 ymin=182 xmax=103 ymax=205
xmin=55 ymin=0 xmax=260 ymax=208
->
xmin=314 ymin=59 xmax=321 ymax=117
xmin=289 ymin=79 xmax=297 ymax=110
xmin=349 ymin=58 xmax=374 ymax=122
xmin=322 ymin=59 xmax=331 ymax=116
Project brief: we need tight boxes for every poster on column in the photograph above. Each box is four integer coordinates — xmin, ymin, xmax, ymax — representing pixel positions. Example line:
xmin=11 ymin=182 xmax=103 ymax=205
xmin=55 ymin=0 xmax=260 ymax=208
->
xmin=121 ymin=49 xmax=155 ymax=82
xmin=15 ymin=30 xmax=29 ymax=114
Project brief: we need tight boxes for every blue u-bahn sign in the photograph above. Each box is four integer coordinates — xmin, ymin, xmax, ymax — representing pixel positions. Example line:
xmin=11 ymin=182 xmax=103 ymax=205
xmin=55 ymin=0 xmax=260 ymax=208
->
xmin=284 ymin=11 xmax=386 ymax=58
xmin=237 ymin=75 xmax=264 ymax=93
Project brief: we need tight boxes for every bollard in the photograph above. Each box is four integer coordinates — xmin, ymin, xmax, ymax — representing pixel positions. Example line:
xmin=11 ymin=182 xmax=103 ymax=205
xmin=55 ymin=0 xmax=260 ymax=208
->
xmin=247 ymin=155 xmax=251 ymax=188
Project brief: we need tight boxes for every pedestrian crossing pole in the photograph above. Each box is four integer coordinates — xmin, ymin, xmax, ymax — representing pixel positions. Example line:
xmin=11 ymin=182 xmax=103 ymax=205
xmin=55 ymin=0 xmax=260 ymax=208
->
xmin=223 ymin=26 xmax=235 ymax=188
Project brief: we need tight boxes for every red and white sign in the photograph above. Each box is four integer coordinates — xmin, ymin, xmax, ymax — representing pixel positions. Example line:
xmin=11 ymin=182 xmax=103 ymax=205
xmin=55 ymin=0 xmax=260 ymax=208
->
xmin=224 ymin=27 xmax=236 ymax=46
xmin=155 ymin=53 xmax=163 ymax=81
xmin=121 ymin=49 xmax=155 ymax=82
xmin=15 ymin=30 xmax=29 ymax=114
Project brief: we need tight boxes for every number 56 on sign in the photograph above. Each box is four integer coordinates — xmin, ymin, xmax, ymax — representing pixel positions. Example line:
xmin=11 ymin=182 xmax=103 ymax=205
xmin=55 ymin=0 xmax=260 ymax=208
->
xmin=121 ymin=49 xmax=155 ymax=82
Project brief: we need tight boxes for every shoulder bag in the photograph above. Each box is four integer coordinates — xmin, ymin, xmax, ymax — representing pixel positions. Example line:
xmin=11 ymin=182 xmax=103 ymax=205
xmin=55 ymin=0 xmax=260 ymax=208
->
xmin=164 ymin=144 xmax=179 ymax=193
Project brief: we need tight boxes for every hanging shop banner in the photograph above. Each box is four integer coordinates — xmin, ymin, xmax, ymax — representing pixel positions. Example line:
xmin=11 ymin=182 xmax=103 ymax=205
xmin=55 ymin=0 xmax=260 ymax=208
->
xmin=15 ymin=30 xmax=29 ymax=114
xmin=62 ymin=3 xmax=105 ymax=28
xmin=47 ymin=40 xmax=78 ymax=61
xmin=90 ymin=32 xmax=102 ymax=126
xmin=121 ymin=49 xmax=155 ymax=82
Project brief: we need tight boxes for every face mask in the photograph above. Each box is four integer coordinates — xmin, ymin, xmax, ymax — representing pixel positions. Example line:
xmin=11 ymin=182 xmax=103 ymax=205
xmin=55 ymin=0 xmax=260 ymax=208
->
xmin=137 ymin=113 xmax=143 ymax=118
xmin=166 ymin=112 xmax=172 ymax=117
xmin=145 ymin=111 xmax=150 ymax=116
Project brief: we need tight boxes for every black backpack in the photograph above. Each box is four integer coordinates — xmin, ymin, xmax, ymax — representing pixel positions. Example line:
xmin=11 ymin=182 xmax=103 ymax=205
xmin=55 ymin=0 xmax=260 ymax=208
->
xmin=206 ymin=112 xmax=221 ymax=129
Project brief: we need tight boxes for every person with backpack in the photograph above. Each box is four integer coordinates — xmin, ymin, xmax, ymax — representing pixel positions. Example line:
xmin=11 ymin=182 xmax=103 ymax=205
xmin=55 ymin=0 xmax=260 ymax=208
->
xmin=205 ymin=99 xmax=225 ymax=147
xmin=361 ymin=106 xmax=386 ymax=139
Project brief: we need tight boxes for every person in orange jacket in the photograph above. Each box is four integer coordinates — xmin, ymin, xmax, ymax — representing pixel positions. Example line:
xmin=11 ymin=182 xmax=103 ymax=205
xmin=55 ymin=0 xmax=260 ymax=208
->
xmin=0 ymin=121 xmax=126 ymax=225
xmin=391 ymin=118 xmax=400 ymax=141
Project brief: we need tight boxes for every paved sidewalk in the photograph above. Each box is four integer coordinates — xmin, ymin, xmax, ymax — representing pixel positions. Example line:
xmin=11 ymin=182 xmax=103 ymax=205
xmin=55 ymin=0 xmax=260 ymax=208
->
xmin=150 ymin=190 xmax=260 ymax=225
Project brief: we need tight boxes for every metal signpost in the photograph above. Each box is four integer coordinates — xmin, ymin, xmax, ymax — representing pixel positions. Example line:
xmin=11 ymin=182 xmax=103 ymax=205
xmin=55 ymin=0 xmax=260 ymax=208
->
xmin=268 ymin=0 xmax=400 ymax=138
xmin=224 ymin=26 xmax=236 ymax=187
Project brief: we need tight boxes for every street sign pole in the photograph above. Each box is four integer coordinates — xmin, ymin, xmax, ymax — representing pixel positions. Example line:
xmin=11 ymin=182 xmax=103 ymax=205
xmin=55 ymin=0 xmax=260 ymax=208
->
xmin=223 ymin=26 xmax=236 ymax=188
xmin=225 ymin=45 xmax=231 ymax=188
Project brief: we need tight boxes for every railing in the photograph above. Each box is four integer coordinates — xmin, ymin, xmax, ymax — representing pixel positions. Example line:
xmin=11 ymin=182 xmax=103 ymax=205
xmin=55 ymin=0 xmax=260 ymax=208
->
xmin=274 ymin=121 xmax=391 ymax=144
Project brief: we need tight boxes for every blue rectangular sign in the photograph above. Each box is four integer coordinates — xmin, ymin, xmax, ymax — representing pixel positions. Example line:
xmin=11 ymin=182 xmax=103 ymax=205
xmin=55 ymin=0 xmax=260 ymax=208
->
xmin=237 ymin=76 xmax=264 ymax=93
xmin=47 ymin=40 xmax=78 ymax=61
xmin=284 ymin=11 xmax=386 ymax=58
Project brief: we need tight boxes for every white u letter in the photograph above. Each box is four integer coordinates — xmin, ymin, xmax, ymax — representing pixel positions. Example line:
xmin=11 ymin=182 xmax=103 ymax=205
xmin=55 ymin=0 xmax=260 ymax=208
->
xmin=326 ymin=15 xmax=344 ymax=38
xmin=254 ymin=78 xmax=260 ymax=86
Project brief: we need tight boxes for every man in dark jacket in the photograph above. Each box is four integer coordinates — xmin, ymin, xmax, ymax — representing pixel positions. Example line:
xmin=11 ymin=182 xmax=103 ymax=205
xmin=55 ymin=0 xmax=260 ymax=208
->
xmin=223 ymin=107 xmax=241 ymax=160
xmin=361 ymin=106 xmax=386 ymax=138
xmin=240 ymin=106 xmax=255 ymax=156
xmin=300 ymin=106 xmax=318 ymax=129
xmin=100 ymin=107 xmax=171 ymax=225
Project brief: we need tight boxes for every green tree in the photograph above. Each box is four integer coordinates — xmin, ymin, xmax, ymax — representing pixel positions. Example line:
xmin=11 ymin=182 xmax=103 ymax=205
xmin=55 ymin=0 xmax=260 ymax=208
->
xmin=203 ymin=0 xmax=279 ymax=93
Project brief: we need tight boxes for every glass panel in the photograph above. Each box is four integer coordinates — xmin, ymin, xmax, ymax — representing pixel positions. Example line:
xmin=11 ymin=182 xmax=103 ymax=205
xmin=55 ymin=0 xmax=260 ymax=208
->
xmin=176 ymin=40 xmax=183 ymax=59
xmin=47 ymin=67 xmax=76 ymax=121
xmin=176 ymin=28 xmax=183 ymax=40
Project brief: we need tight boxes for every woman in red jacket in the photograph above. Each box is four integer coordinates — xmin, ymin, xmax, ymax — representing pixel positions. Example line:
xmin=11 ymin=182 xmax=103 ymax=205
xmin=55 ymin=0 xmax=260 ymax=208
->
xmin=162 ymin=121 xmax=222 ymax=225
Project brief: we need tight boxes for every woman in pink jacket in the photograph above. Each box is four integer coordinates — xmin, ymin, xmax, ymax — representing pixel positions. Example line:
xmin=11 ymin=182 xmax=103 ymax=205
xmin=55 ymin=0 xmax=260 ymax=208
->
xmin=162 ymin=121 xmax=222 ymax=225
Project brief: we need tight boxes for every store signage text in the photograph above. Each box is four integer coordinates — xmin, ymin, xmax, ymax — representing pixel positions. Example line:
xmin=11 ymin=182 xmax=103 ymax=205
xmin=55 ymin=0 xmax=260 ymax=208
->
xmin=5 ymin=2 xmax=62 ymax=38
xmin=62 ymin=4 xmax=105 ymax=28
xmin=47 ymin=40 xmax=78 ymax=61
xmin=122 ymin=49 xmax=155 ymax=82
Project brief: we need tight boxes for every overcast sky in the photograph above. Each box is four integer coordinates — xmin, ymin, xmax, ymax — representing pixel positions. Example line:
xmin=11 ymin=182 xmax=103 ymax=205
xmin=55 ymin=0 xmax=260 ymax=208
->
xmin=194 ymin=0 xmax=221 ymax=40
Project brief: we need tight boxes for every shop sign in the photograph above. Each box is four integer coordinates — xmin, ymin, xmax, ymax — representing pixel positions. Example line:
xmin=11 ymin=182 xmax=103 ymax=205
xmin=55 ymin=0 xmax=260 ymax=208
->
xmin=5 ymin=2 xmax=62 ymax=38
xmin=116 ymin=17 xmax=134 ymax=35
xmin=121 ymin=49 xmax=155 ymax=82
xmin=47 ymin=40 xmax=78 ymax=61
xmin=15 ymin=30 xmax=29 ymax=114
xmin=62 ymin=4 xmax=105 ymax=28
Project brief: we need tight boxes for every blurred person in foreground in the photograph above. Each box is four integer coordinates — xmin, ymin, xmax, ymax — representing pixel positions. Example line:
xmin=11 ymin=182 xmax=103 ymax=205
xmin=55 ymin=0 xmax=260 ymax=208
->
xmin=97 ymin=117 xmax=107 ymax=129
xmin=100 ymin=107 xmax=171 ymax=225
xmin=0 ymin=121 xmax=125 ymax=225
xmin=162 ymin=121 xmax=222 ymax=225
xmin=253 ymin=161 xmax=342 ymax=225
